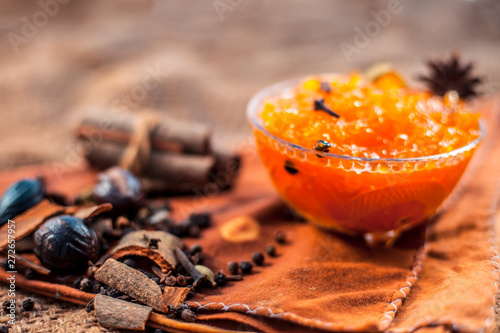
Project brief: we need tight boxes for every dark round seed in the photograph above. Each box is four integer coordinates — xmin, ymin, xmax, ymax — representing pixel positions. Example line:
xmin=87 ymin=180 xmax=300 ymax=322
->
xmin=264 ymin=244 xmax=277 ymax=257
xmin=189 ymin=244 xmax=202 ymax=255
xmin=22 ymin=298 xmax=35 ymax=311
xmin=188 ymin=212 xmax=211 ymax=229
xmin=275 ymin=230 xmax=286 ymax=244
xmin=214 ymin=272 xmax=227 ymax=286
xmin=251 ymin=252 xmax=264 ymax=266
xmin=228 ymin=261 xmax=239 ymax=275
xmin=240 ymin=261 xmax=253 ymax=274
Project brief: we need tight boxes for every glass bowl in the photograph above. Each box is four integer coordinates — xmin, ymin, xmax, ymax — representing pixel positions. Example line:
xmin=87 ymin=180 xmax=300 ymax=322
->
xmin=246 ymin=75 xmax=485 ymax=246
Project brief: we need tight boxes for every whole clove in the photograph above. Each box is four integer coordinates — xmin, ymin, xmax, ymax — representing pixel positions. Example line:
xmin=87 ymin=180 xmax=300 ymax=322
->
xmin=174 ymin=248 xmax=209 ymax=289
xmin=148 ymin=237 xmax=161 ymax=250
xmin=228 ymin=261 xmax=239 ymax=275
xmin=225 ymin=275 xmax=243 ymax=282
xmin=176 ymin=275 xmax=187 ymax=287
xmin=163 ymin=276 xmax=177 ymax=286
xmin=22 ymin=298 xmax=35 ymax=311
xmin=240 ymin=261 xmax=253 ymax=274
xmin=313 ymin=98 xmax=340 ymax=118
xmin=264 ymin=244 xmax=277 ymax=257
xmin=251 ymin=252 xmax=265 ymax=266
xmin=275 ymin=230 xmax=287 ymax=244
xmin=214 ymin=272 xmax=227 ymax=286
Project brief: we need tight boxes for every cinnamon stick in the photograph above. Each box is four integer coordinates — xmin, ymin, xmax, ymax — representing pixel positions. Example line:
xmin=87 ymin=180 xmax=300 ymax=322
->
xmin=94 ymin=294 xmax=152 ymax=330
xmin=78 ymin=111 xmax=211 ymax=154
xmin=82 ymin=140 xmax=215 ymax=185
xmin=94 ymin=258 xmax=164 ymax=312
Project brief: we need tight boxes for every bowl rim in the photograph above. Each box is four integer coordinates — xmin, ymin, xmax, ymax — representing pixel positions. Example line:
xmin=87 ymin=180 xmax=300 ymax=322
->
xmin=246 ymin=74 xmax=486 ymax=163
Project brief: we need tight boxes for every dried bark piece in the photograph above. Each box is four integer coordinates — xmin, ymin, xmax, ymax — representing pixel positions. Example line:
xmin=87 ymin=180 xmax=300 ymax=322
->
xmin=220 ymin=216 xmax=261 ymax=243
xmin=162 ymin=287 xmax=190 ymax=309
xmin=94 ymin=258 xmax=164 ymax=312
xmin=0 ymin=200 xmax=69 ymax=250
xmin=73 ymin=203 xmax=113 ymax=220
xmin=0 ymin=201 xmax=111 ymax=250
xmin=94 ymin=294 xmax=152 ymax=331
xmin=111 ymin=230 xmax=184 ymax=273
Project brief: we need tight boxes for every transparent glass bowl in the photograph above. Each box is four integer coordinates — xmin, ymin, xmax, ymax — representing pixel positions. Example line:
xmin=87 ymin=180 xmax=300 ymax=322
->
xmin=247 ymin=76 xmax=485 ymax=246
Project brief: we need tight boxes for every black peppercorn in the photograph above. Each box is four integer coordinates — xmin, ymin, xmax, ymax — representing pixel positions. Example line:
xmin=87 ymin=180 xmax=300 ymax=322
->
xmin=188 ymin=212 xmax=211 ymax=229
xmin=228 ymin=261 xmax=239 ymax=275
xmin=189 ymin=244 xmax=202 ymax=255
xmin=275 ymin=230 xmax=287 ymax=244
xmin=240 ymin=261 xmax=253 ymax=274
xmin=34 ymin=215 xmax=100 ymax=272
xmin=214 ymin=272 xmax=227 ymax=286
xmin=22 ymin=298 xmax=34 ymax=312
xmin=93 ymin=167 xmax=144 ymax=215
xmin=264 ymin=244 xmax=277 ymax=257
xmin=0 ymin=178 xmax=44 ymax=226
xmin=251 ymin=252 xmax=264 ymax=266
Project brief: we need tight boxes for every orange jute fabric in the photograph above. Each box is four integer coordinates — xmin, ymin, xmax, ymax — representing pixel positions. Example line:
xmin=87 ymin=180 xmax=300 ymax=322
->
xmin=0 ymin=100 xmax=499 ymax=333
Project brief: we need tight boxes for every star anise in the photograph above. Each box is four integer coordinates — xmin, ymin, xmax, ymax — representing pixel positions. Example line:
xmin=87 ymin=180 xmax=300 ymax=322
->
xmin=418 ymin=53 xmax=482 ymax=101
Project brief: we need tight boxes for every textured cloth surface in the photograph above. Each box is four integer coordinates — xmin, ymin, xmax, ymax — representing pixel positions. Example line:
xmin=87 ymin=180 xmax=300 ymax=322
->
xmin=0 ymin=98 xmax=499 ymax=332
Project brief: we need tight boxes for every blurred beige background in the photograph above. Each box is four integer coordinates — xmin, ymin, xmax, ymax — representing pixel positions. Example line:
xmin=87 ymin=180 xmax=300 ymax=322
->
xmin=0 ymin=0 xmax=498 ymax=170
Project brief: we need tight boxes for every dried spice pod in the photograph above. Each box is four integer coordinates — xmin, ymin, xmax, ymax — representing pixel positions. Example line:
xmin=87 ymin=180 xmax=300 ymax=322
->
xmin=418 ymin=53 xmax=482 ymax=100
xmin=33 ymin=215 xmax=100 ymax=272
xmin=0 ymin=178 xmax=44 ymax=226
xmin=93 ymin=167 xmax=144 ymax=215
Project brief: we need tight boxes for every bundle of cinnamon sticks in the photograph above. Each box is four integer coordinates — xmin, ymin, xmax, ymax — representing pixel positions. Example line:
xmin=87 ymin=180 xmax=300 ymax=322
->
xmin=76 ymin=111 xmax=241 ymax=193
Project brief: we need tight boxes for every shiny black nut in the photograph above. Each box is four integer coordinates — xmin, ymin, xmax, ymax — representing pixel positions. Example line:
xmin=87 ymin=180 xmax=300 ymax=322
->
xmin=34 ymin=215 xmax=100 ymax=272
xmin=93 ymin=167 xmax=144 ymax=214
xmin=0 ymin=178 xmax=44 ymax=226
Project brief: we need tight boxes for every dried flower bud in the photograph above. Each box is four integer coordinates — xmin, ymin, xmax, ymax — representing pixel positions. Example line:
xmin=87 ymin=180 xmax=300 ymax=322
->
xmin=93 ymin=167 xmax=144 ymax=215
xmin=34 ymin=215 xmax=100 ymax=272
xmin=0 ymin=178 xmax=44 ymax=226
